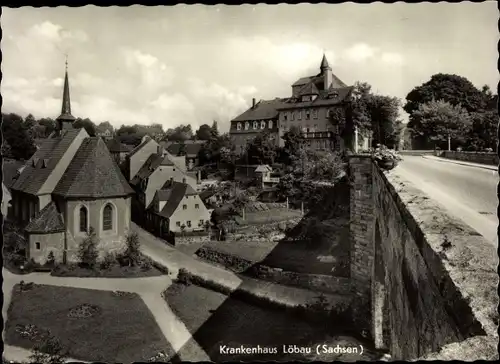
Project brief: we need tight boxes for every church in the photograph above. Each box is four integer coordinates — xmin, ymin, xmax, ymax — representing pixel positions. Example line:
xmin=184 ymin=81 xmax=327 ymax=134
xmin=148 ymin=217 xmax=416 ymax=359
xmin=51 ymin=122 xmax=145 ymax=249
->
xmin=9 ymin=63 xmax=135 ymax=265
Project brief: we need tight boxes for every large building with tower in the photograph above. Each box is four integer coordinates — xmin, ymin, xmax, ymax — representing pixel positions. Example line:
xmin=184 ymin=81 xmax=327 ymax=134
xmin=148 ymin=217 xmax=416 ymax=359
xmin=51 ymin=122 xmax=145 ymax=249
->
xmin=229 ymin=54 xmax=360 ymax=154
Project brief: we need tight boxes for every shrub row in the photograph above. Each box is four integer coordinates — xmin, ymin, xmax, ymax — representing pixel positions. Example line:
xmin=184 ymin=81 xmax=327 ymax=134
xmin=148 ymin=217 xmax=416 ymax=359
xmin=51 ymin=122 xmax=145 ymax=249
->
xmin=195 ymin=247 xmax=254 ymax=273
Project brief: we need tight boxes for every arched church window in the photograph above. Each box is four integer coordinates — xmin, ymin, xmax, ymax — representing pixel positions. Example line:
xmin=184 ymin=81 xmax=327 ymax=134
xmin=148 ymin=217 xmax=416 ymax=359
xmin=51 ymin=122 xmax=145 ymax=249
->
xmin=79 ymin=206 xmax=88 ymax=232
xmin=103 ymin=204 xmax=113 ymax=231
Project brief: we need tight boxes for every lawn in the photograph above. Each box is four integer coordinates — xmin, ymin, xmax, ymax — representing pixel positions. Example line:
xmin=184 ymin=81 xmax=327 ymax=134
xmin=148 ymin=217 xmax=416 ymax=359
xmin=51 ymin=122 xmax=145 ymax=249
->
xmin=164 ymin=282 xmax=381 ymax=362
xmin=234 ymin=208 xmax=302 ymax=226
xmin=4 ymin=284 xmax=174 ymax=362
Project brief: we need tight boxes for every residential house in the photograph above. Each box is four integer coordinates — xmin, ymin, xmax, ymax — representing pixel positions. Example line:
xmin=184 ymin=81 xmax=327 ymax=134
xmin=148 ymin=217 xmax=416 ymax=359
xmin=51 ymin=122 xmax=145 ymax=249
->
xmin=254 ymin=164 xmax=280 ymax=189
xmin=125 ymin=136 xmax=161 ymax=181
xmin=97 ymin=126 xmax=114 ymax=140
xmin=106 ymin=138 xmax=133 ymax=165
xmin=230 ymin=54 xmax=357 ymax=153
xmin=145 ymin=180 xmax=211 ymax=239
xmin=164 ymin=140 xmax=204 ymax=171
xmin=9 ymin=64 xmax=134 ymax=265
xmin=129 ymin=151 xmax=199 ymax=224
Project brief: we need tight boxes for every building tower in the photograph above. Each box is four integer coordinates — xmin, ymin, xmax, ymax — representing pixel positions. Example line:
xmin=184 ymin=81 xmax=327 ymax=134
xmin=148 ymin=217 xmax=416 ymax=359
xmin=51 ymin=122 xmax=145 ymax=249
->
xmin=320 ymin=54 xmax=333 ymax=91
xmin=56 ymin=57 xmax=76 ymax=132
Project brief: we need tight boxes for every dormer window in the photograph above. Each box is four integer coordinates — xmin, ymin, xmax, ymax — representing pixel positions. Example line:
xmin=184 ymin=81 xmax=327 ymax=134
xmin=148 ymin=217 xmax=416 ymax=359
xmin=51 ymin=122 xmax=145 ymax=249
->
xmin=268 ymin=120 xmax=273 ymax=129
xmin=32 ymin=158 xmax=39 ymax=167
xmin=237 ymin=122 xmax=242 ymax=131
xmin=42 ymin=159 xmax=49 ymax=168
xmin=260 ymin=121 xmax=266 ymax=129
xmin=245 ymin=122 xmax=250 ymax=130
xmin=253 ymin=121 xmax=258 ymax=129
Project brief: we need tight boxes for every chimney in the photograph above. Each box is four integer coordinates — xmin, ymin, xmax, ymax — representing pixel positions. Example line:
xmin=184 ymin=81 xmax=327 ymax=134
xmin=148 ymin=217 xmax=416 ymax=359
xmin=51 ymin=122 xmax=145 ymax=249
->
xmin=182 ymin=177 xmax=186 ymax=184
xmin=197 ymin=170 xmax=201 ymax=184
xmin=252 ymin=98 xmax=256 ymax=108
xmin=157 ymin=145 xmax=161 ymax=155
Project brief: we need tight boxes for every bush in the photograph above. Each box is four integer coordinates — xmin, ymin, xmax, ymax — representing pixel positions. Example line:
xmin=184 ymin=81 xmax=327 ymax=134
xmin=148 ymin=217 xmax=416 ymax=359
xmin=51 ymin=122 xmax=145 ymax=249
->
xmin=100 ymin=252 xmax=117 ymax=270
xmin=124 ymin=232 xmax=141 ymax=267
xmin=46 ymin=251 xmax=55 ymax=267
xmin=78 ymin=227 xmax=99 ymax=269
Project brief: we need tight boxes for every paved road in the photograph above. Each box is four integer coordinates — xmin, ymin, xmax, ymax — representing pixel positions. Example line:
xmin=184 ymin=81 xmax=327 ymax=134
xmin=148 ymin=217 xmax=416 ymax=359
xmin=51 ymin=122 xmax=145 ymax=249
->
xmin=395 ymin=156 xmax=498 ymax=245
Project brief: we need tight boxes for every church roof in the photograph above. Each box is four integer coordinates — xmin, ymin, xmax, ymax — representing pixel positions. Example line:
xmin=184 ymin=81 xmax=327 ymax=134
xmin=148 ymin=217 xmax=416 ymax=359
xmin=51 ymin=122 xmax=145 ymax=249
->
xmin=232 ymin=98 xmax=289 ymax=122
xmin=128 ymin=137 xmax=156 ymax=158
xmin=11 ymin=129 xmax=82 ymax=195
xmin=52 ymin=137 xmax=134 ymax=198
xmin=25 ymin=202 xmax=65 ymax=234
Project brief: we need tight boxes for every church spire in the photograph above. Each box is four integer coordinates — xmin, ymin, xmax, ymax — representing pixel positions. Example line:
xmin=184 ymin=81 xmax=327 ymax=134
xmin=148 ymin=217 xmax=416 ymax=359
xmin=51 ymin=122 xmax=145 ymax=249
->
xmin=57 ymin=56 xmax=76 ymax=131
xmin=320 ymin=53 xmax=331 ymax=70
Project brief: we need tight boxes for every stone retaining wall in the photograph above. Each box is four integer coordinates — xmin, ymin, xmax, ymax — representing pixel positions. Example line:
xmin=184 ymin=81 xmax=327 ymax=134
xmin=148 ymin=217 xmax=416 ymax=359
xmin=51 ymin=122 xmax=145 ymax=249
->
xmin=348 ymin=155 xmax=498 ymax=361
xmin=438 ymin=151 xmax=498 ymax=166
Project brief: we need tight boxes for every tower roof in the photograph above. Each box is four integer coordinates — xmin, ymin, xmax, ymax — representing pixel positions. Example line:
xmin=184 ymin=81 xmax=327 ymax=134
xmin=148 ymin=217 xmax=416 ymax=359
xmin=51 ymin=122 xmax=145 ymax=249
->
xmin=56 ymin=60 xmax=76 ymax=122
xmin=320 ymin=54 xmax=331 ymax=70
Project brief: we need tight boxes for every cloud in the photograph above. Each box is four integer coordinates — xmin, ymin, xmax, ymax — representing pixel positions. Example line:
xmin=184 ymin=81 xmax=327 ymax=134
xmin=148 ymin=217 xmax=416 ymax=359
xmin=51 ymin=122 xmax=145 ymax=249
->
xmin=343 ymin=43 xmax=379 ymax=62
xmin=381 ymin=52 xmax=404 ymax=65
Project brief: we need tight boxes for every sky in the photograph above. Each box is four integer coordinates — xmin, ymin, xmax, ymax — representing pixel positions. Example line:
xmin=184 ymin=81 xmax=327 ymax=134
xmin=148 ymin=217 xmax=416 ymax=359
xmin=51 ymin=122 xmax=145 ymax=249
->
xmin=1 ymin=3 xmax=498 ymax=132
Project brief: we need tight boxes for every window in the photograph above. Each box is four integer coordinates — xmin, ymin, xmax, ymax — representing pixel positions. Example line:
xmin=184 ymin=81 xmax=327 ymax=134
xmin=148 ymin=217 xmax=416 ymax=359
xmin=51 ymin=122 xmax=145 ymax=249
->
xmin=245 ymin=122 xmax=250 ymax=130
xmin=314 ymin=124 xmax=318 ymax=131
xmin=176 ymin=221 xmax=181 ymax=227
xmin=186 ymin=221 xmax=191 ymax=227
xmin=199 ymin=219 xmax=204 ymax=226
xmin=195 ymin=204 xmax=199 ymax=209
xmin=237 ymin=122 xmax=242 ymax=131
xmin=183 ymin=204 xmax=187 ymax=210
xmin=103 ymin=204 xmax=113 ymax=231
xmin=326 ymin=109 xmax=331 ymax=118
xmin=313 ymin=109 xmax=318 ymax=119
xmin=305 ymin=110 xmax=310 ymax=120
xmin=307 ymin=128 xmax=310 ymax=133
xmin=283 ymin=113 xmax=288 ymax=121
xmin=79 ymin=206 xmax=88 ymax=232
xmin=291 ymin=112 xmax=295 ymax=121
xmin=35 ymin=242 xmax=41 ymax=250
xmin=260 ymin=121 xmax=266 ymax=129
xmin=253 ymin=121 xmax=258 ymax=129
xmin=297 ymin=110 xmax=302 ymax=120
xmin=268 ymin=120 xmax=273 ymax=129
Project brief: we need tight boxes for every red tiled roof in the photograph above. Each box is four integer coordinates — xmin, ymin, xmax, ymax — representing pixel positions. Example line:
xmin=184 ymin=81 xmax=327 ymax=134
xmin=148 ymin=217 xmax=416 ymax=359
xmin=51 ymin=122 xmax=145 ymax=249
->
xmin=52 ymin=137 xmax=134 ymax=198
xmin=11 ymin=129 xmax=82 ymax=195
xmin=156 ymin=181 xmax=198 ymax=219
xmin=25 ymin=202 xmax=65 ymax=234
xmin=232 ymin=98 xmax=289 ymax=122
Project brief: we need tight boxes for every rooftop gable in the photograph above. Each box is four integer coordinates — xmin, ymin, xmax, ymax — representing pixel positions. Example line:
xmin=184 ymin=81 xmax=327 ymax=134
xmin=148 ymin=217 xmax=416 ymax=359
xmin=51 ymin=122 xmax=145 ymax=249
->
xmin=25 ymin=201 xmax=65 ymax=234
xmin=52 ymin=137 xmax=134 ymax=198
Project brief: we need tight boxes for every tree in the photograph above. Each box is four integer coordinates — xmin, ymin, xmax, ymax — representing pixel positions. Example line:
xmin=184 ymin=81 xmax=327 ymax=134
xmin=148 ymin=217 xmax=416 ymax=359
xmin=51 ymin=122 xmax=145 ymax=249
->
xmin=404 ymin=73 xmax=488 ymax=116
xmin=244 ymin=130 xmax=278 ymax=165
xmin=1 ymin=113 xmax=37 ymax=160
xmin=195 ymin=124 xmax=213 ymax=141
xmin=167 ymin=124 xmax=193 ymax=142
xmin=116 ymin=125 xmax=143 ymax=146
xmin=38 ymin=118 xmax=56 ymax=137
xmin=77 ymin=227 xmax=99 ymax=269
xmin=73 ymin=118 xmax=97 ymax=136
xmin=303 ymin=150 xmax=345 ymax=181
xmin=210 ymin=120 xmax=220 ymax=139
xmin=124 ymin=232 xmax=141 ymax=267
xmin=279 ymin=126 xmax=305 ymax=165
xmin=466 ymin=110 xmax=498 ymax=151
xmin=24 ymin=114 xmax=36 ymax=129
xmin=409 ymin=99 xmax=471 ymax=150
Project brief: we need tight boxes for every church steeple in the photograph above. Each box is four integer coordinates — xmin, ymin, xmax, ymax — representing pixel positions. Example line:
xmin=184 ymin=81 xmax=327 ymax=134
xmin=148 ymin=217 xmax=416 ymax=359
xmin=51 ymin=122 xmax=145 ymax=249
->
xmin=56 ymin=57 xmax=76 ymax=132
